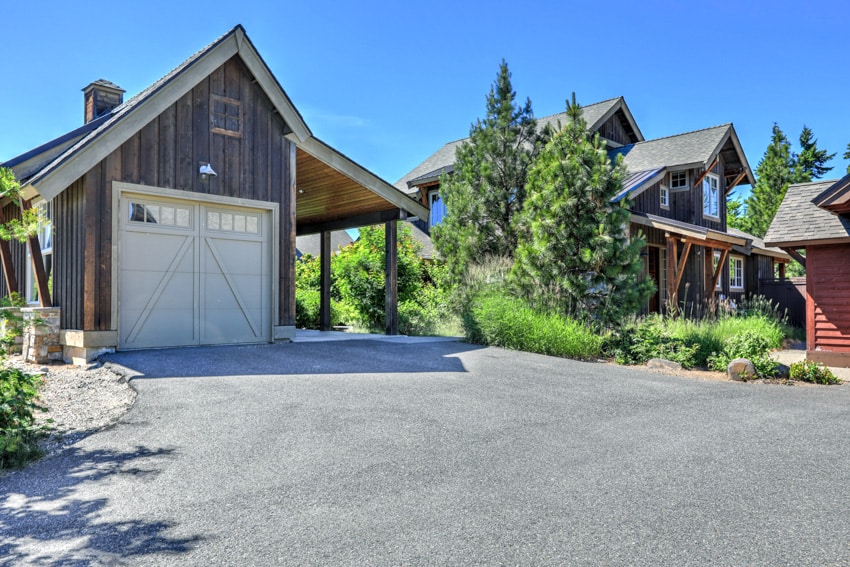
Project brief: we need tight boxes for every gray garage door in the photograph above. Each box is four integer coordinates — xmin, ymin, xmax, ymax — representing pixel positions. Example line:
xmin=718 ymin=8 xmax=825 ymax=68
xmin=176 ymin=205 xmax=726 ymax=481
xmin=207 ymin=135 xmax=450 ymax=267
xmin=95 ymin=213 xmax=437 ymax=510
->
xmin=119 ymin=193 xmax=272 ymax=349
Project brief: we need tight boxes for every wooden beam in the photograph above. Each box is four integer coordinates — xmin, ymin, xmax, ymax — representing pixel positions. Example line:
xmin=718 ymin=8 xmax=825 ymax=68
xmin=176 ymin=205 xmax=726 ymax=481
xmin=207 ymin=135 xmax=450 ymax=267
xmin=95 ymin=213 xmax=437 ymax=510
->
xmin=298 ymin=208 xmax=404 ymax=235
xmin=666 ymin=235 xmax=678 ymax=311
xmin=682 ymin=236 xmax=734 ymax=250
xmin=0 ymin=208 xmax=19 ymax=294
xmin=711 ymin=249 xmax=728 ymax=291
xmin=692 ymin=158 xmax=719 ymax=191
xmin=319 ymin=231 xmax=331 ymax=332
xmin=673 ymin=242 xmax=692 ymax=292
xmin=20 ymin=200 xmax=51 ymax=308
xmin=726 ymin=170 xmax=747 ymax=194
xmin=704 ymin=245 xmax=715 ymax=308
xmin=782 ymin=247 xmax=806 ymax=269
xmin=385 ymin=220 xmax=398 ymax=335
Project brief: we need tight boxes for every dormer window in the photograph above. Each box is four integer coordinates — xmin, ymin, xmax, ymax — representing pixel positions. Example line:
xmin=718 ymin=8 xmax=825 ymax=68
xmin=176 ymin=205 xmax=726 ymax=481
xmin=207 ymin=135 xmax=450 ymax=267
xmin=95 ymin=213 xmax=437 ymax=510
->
xmin=670 ymin=170 xmax=688 ymax=191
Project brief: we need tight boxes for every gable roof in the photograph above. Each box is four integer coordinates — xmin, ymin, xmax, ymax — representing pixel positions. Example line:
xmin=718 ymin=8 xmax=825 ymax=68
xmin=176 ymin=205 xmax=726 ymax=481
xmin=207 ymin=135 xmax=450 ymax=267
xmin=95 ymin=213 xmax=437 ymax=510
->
xmin=764 ymin=179 xmax=850 ymax=247
xmin=812 ymin=173 xmax=850 ymax=214
xmin=394 ymin=96 xmax=643 ymax=194
xmin=5 ymin=25 xmax=428 ymax=222
xmin=610 ymin=124 xmax=755 ymax=190
xmin=726 ymin=227 xmax=790 ymax=260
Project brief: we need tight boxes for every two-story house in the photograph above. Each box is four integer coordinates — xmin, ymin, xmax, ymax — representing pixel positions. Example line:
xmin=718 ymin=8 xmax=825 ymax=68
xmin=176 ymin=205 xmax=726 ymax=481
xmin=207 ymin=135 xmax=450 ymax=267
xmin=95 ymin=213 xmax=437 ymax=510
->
xmin=396 ymin=97 xmax=790 ymax=313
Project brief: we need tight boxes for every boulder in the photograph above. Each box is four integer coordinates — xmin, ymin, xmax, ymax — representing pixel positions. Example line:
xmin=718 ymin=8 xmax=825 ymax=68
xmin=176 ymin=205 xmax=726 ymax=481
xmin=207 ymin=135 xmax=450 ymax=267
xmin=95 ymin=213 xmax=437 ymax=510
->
xmin=728 ymin=358 xmax=756 ymax=381
xmin=774 ymin=363 xmax=791 ymax=380
xmin=647 ymin=358 xmax=682 ymax=371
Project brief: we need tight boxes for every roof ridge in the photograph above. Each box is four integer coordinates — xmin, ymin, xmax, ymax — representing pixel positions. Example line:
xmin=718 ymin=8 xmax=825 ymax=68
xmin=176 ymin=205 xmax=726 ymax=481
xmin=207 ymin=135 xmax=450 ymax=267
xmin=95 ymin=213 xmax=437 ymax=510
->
xmin=438 ymin=96 xmax=625 ymax=148
xmin=788 ymin=179 xmax=841 ymax=188
xmin=629 ymin=123 xmax=732 ymax=146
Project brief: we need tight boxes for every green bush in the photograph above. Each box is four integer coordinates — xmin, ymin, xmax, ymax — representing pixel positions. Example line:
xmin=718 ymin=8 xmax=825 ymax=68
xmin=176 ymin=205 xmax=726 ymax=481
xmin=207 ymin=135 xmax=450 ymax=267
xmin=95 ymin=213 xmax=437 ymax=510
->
xmin=606 ymin=316 xmax=700 ymax=368
xmin=707 ymin=329 xmax=777 ymax=377
xmin=789 ymin=361 xmax=841 ymax=385
xmin=463 ymin=291 xmax=602 ymax=360
xmin=1 ymin=367 xmax=50 ymax=469
xmin=295 ymin=290 xmax=359 ymax=329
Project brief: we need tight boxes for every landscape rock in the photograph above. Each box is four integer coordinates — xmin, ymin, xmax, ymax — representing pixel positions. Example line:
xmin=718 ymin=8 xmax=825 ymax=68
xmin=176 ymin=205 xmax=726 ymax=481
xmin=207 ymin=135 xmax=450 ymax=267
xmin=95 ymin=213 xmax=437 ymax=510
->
xmin=728 ymin=358 xmax=756 ymax=381
xmin=775 ymin=363 xmax=791 ymax=379
xmin=647 ymin=358 xmax=682 ymax=371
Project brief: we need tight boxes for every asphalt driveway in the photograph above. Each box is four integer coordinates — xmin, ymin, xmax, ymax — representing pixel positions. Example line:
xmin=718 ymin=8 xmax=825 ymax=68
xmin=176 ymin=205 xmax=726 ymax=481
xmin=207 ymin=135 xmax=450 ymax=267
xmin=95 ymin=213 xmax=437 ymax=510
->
xmin=2 ymin=339 xmax=849 ymax=565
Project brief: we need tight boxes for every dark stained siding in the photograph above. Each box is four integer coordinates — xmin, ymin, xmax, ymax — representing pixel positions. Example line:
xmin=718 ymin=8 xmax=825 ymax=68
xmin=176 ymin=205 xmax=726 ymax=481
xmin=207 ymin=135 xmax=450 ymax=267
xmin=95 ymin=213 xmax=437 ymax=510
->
xmin=599 ymin=113 xmax=630 ymax=146
xmin=807 ymin=244 xmax=850 ymax=353
xmin=0 ymin=204 xmax=27 ymax=298
xmin=53 ymin=179 xmax=86 ymax=329
xmin=53 ymin=55 xmax=296 ymax=331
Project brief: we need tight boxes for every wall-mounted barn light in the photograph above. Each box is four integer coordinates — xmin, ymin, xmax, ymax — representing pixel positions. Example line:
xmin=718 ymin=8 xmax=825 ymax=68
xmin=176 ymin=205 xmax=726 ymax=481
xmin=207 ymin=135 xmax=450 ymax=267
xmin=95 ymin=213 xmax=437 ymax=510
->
xmin=199 ymin=163 xmax=217 ymax=181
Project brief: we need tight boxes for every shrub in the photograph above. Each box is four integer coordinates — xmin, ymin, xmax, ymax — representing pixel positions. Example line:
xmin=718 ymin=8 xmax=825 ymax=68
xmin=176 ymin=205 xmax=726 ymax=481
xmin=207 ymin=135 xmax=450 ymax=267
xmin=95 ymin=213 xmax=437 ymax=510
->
xmin=707 ymin=329 xmax=778 ymax=377
xmin=789 ymin=361 xmax=841 ymax=385
xmin=1 ymin=367 xmax=50 ymax=469
xmin=605 ymin=316 xmax=700 ymax=368
xmin=295 ymin=290 xmax=358 ymax=329
xmin=463 ymin=291 xmax=602 ymax=360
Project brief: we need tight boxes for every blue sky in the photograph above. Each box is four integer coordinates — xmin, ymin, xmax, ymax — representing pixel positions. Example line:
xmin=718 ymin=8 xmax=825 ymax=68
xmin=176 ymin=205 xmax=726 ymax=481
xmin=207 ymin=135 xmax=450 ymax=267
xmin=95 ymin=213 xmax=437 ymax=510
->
xmin=2 ymin=0 xmax=848 ymax=200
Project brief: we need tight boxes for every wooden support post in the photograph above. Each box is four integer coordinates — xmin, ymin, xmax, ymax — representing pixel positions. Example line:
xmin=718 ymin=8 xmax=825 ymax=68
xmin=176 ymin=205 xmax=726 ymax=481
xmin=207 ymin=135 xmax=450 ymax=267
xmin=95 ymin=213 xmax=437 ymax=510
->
xmin=704 ymin=246 xmax=715 ymax=314
xmin=778 ymin=262 xmax=786 ymax=281
xmin=0 ymin=208 xmax=18 ymax=294
xmin=20 ymin=201 xmax=51 ymax=307
xmin=385 ymin=220 xmax=398 ymax=336
xmin=666 ymin=235 xmax=677 ymax=313
xmin=711 ymin=249 xmax=729 ymax=291
xmin=673 ymin=242 xmax=692 ymax=293
xmin=319 ymin=231 xmax=331 ymax=332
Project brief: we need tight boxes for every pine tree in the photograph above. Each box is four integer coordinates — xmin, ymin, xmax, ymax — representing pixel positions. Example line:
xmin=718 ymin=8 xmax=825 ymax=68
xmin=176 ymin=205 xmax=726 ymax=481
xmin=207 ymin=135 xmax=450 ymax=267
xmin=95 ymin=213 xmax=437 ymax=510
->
xmin=510 ymin=94 xmax=652 ymax=325
xmin=432 ymin=60 xmax=547 ymax=283
xmin=738 ymin=124 xmax=796 ymax=238
xmin=844 ymin=142 xmax=850 ymax=174
xmin=794 ymin=125 xmax=834 ymax=182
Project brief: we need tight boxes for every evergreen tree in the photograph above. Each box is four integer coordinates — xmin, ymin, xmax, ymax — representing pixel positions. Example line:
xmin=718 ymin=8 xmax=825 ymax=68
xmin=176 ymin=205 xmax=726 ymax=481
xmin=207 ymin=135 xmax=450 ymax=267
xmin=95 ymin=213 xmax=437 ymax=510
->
xmin=432 ymin=60 xmax=547 ymax=282
xmin=510 ymin=94 xmax=652 ymax=326
xmin=844 ymin=142 xmax=850 ymax=174
xmin=736 ymin=124 xmax=796 ymax=238
xmin=794 ymin=125 xmax=834 ymax=182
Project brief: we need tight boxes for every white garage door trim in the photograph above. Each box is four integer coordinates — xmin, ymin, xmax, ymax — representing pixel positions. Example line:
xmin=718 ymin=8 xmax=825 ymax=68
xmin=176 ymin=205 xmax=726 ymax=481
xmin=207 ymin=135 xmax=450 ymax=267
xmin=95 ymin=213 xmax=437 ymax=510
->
xmin=112 ymin=182 xmax=280 ymax=349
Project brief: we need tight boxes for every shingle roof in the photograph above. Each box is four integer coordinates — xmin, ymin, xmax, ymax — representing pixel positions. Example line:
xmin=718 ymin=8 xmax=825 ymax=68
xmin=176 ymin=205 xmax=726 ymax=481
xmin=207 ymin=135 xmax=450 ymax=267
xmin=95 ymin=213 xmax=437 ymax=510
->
xmin=404 ymin=221 xmax=435 ymax=260
xmin=610 ymin=124 xmax=730 ymax=173
xmin=296 ymin=231 xmax=354 ymax=258
xmin=394 ymin=97 xmax=635 ymax=194
xmin=726 ymin=227 xmax=790 ymax=260
xmin=764 ymin=180 xmax=850 ymax=246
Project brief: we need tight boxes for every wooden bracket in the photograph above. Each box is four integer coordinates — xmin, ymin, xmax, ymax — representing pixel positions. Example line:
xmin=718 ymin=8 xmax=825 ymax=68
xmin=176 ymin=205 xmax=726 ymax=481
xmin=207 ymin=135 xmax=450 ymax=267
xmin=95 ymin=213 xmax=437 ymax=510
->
xmin=782 ymin=247 xmax=806 ymax=269
xmin=726 ymin=170 xmax=748 ymax=194
xmin=0 ymin=207 xmax=19 ymax=294
xmin=693 ymin=158 xmax=719 ymax=190
xmin=711 ymin=248 xmax=728 ymax=291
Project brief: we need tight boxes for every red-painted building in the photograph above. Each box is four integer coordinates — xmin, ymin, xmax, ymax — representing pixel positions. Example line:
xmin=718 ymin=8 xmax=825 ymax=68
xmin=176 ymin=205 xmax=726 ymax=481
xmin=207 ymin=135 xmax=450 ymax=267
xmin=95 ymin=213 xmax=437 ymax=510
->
xmin=765 ymin=176 xmax=850 ymax=367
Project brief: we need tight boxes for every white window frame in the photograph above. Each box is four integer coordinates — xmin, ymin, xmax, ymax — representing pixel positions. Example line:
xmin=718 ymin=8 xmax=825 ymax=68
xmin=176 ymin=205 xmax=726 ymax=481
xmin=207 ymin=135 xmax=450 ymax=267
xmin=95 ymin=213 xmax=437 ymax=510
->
xmin=729 ymin=255 xmax=744 ymax=291
xmin=702 ymin=173 xmax=720 ymax=219
xmin=26 ymin=201 xmax=53 ymax=305
xmin=670 ymin=170 xmax=688 ymax=191
xmin=660 ymin=185 xmax=669 ymax=209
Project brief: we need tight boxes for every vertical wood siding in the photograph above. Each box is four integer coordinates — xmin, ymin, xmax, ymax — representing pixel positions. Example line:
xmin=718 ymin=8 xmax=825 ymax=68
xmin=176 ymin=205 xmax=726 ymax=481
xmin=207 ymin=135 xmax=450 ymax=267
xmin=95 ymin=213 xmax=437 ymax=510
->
xmin=808 ymin=244 xmax=850 ymax=352
xmin=52 ymin=55 xmax=295 ymax=331
xmin=0 ymin=204 xmax=27 ymax=298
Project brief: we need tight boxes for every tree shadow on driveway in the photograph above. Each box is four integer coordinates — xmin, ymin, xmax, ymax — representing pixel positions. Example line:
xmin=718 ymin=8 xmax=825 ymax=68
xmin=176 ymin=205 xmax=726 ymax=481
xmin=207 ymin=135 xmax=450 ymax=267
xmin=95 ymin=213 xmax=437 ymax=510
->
xmin=0 ymin=445 xmax=202 ymax=566
xmin=103 ymin=338 xmax=484 ymax=380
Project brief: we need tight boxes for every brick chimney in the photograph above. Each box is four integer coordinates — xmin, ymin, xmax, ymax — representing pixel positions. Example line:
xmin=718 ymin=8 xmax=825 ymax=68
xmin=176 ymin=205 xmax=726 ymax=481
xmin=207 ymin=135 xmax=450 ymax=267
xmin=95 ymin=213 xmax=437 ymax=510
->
xmin=82 ymin=79 xmax=125 ymax=124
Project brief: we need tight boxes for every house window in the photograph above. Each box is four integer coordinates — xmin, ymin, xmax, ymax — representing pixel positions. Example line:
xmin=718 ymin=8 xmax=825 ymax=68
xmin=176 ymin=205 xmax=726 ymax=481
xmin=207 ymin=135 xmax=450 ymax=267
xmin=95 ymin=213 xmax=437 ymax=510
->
xmin=27 ymin=202 xmax=53 ymax=304
xmin=428 ymin=189 xmax=445 ymax=227
xmin=670 ymin=170 xmax=688 ymax=191
xmin=729 ymin=256 xmax=744 ymax=290
xmin=210 ymin=94 xmax=242 ymax=138
xmin=660 ymin=185 xmax=669 ymax=209
xmin=702 ymin=173 xmax=720 ymax=219
xmin=129 ymin=202 xmax=192 ymax=228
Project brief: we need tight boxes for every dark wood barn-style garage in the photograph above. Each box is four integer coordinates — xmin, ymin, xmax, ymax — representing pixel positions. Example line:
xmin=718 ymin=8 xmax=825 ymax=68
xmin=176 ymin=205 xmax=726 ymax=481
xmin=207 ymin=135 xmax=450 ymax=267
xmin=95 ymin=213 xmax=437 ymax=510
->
xmin=1 ymin=25 xmax=427 ymax=364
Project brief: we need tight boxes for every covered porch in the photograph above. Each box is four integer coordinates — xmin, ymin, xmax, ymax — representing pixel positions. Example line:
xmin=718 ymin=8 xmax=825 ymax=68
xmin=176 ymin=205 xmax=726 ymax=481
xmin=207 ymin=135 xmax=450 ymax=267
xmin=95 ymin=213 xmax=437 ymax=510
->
xmin=292 ymin=137 xmax=428 ymax=335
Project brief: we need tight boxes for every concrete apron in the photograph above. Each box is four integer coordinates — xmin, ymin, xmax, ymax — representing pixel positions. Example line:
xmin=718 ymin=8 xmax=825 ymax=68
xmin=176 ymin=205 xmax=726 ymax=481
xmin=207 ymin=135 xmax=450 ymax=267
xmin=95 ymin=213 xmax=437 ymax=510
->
xmin=294 ymin=329 xmax=459 ymax=345
xmin=772 ymin=349 xmax=850 ymax=381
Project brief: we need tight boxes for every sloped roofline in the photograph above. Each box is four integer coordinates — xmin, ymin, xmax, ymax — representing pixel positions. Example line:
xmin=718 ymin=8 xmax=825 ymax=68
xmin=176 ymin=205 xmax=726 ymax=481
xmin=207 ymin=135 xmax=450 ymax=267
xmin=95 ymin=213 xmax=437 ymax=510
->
xmin=14 ymin=25 xmax=426 ymax=219
xmin=812 ymin=173 xmax=850 ymax=212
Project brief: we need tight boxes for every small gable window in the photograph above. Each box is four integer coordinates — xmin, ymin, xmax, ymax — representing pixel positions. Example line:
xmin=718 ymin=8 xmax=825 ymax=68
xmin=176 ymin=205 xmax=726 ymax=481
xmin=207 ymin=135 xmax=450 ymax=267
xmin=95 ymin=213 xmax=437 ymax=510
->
xmin=670 ymin=170 xmax=688 ymax=191
xmin=660 ymin=185 xmax=669 ymax=209
xmin=702 ymin=173 xmax=720 ymax=219
xmin=210 ymin=94 xmax=242 ymax=138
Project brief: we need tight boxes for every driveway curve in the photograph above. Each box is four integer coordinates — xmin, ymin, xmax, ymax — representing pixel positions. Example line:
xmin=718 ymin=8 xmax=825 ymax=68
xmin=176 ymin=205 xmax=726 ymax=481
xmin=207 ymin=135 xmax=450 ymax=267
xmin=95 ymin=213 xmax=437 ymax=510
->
xmin=2 ymin=340 xmax=849 ymax=565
